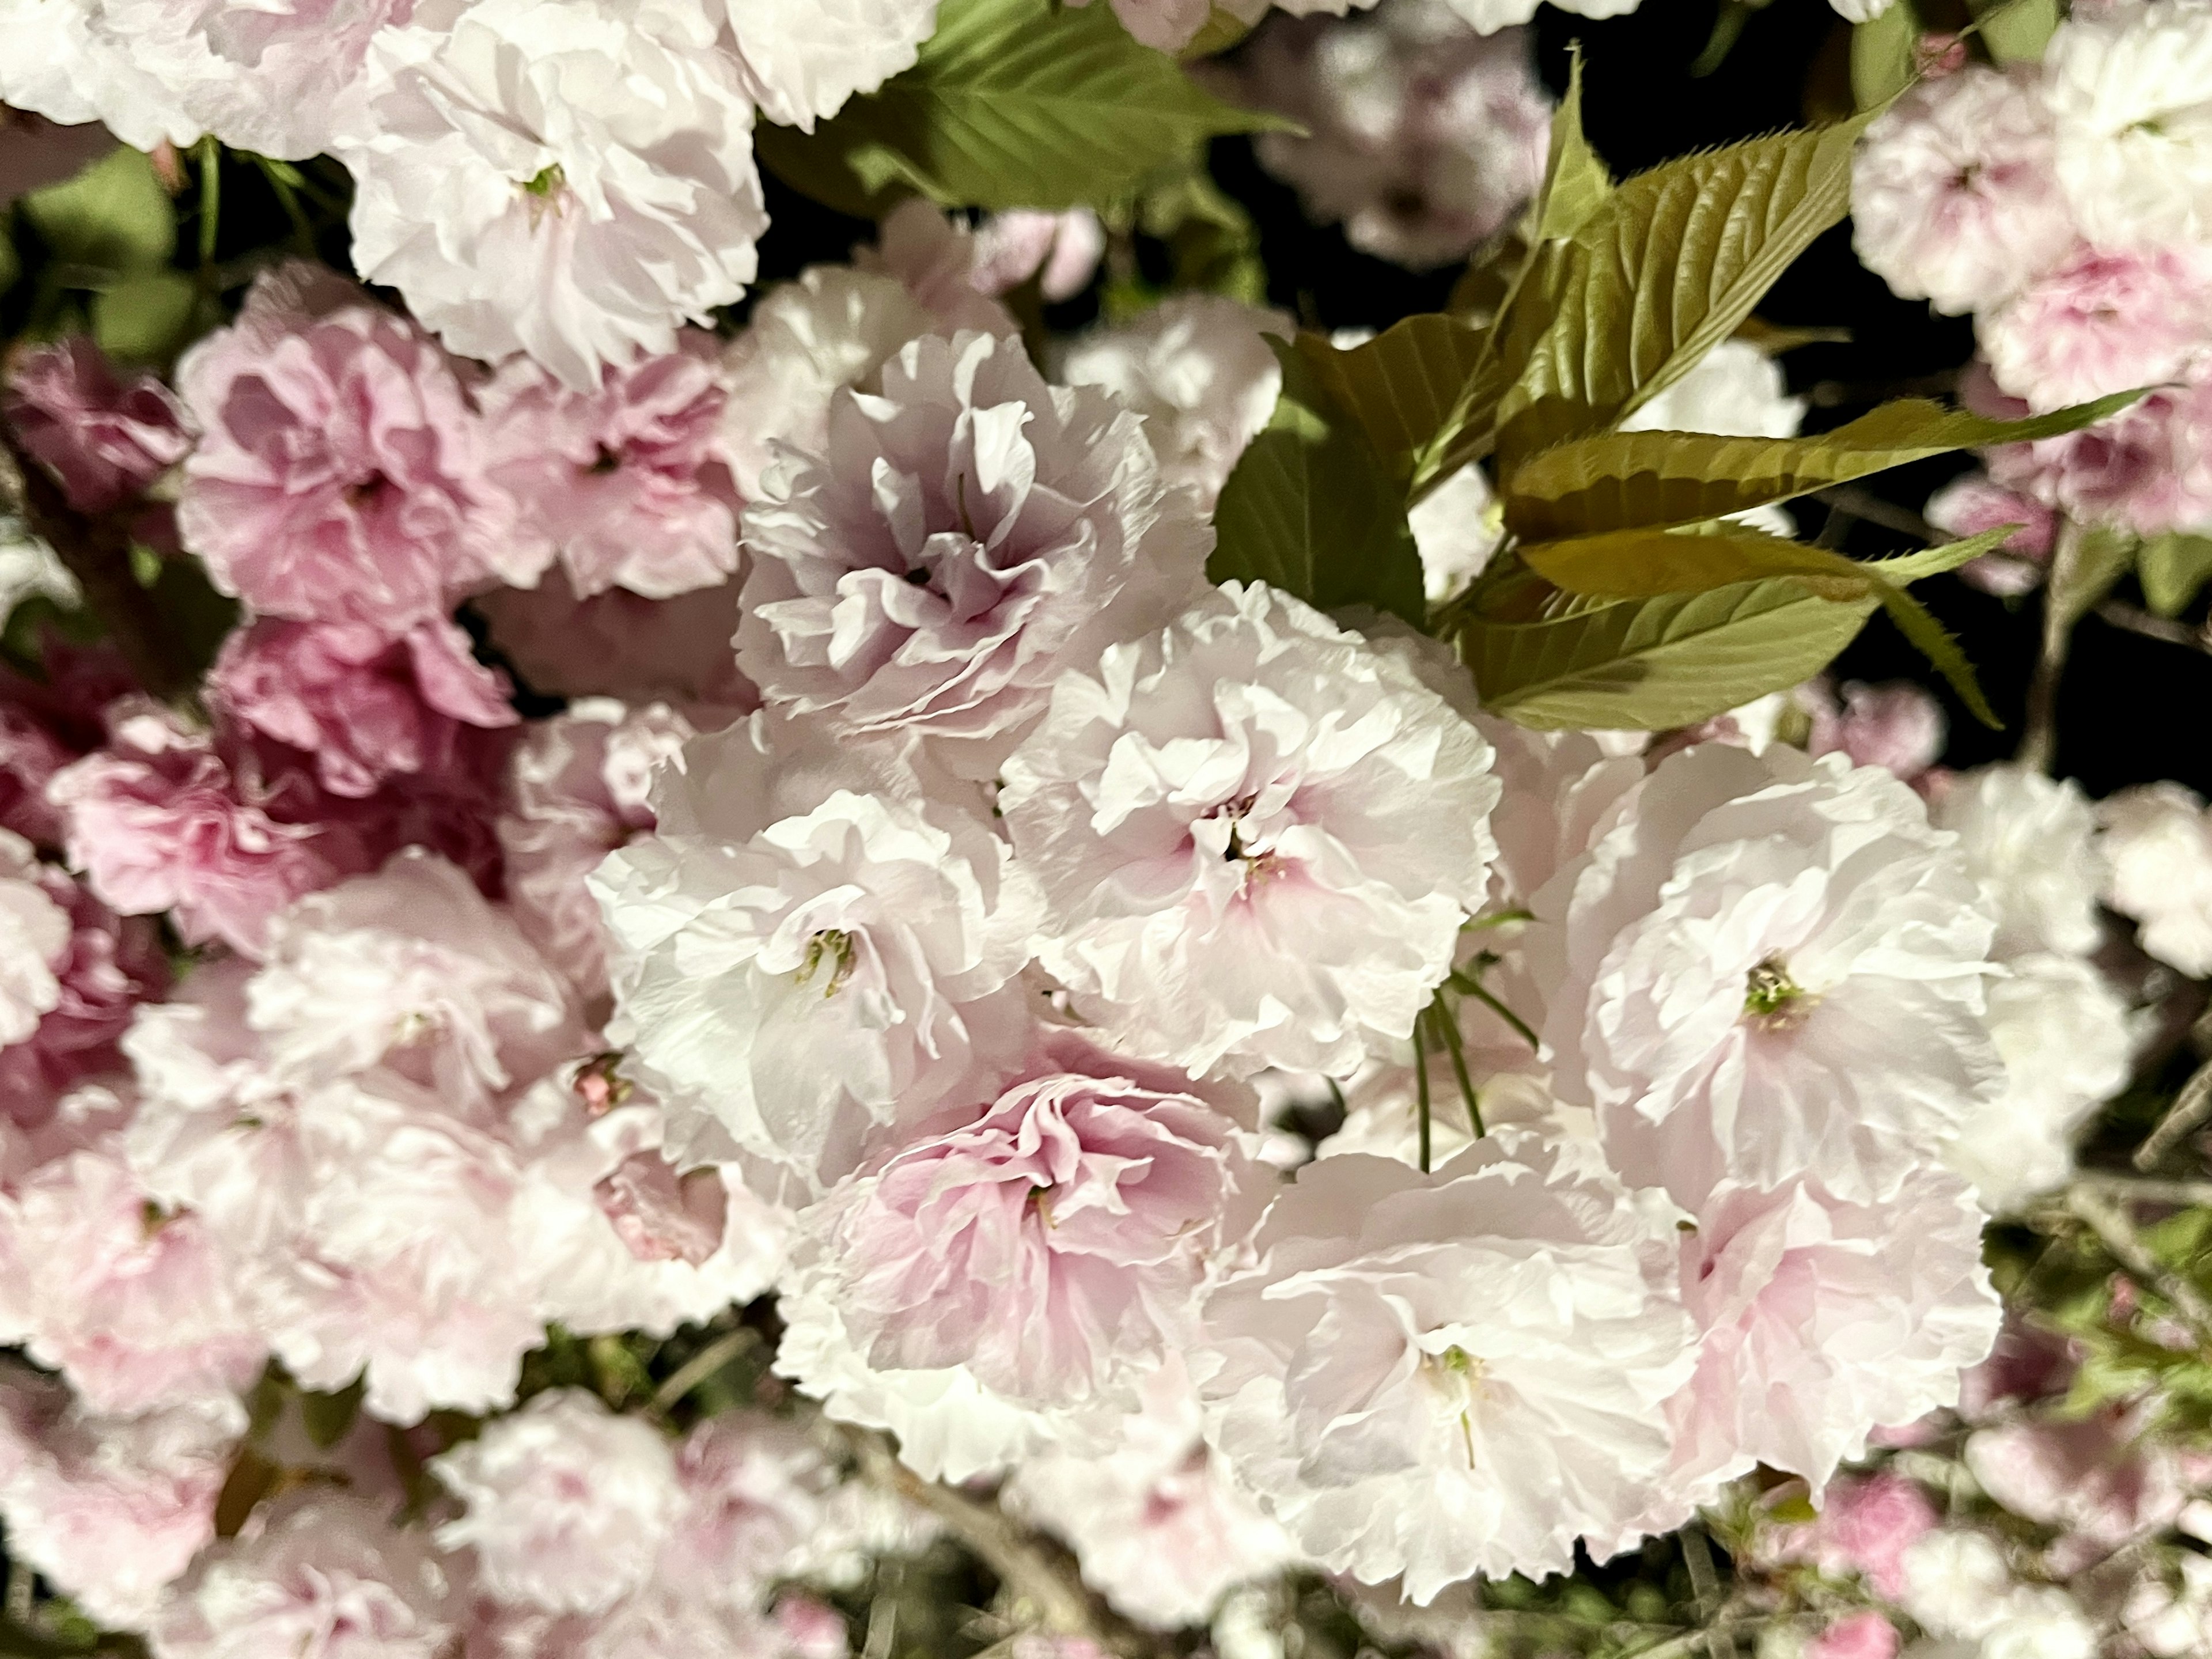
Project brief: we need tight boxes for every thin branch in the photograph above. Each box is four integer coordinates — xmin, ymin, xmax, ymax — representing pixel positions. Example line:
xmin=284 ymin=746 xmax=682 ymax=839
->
xmin=2065 ymin=1185 xmax=2212 ymax=1342
xmin=2076 ymin=1173 xmax=2212 ymax=1207
xmin=649 ymin=1325 xmax=759 ymax=1415
xmin=2096 ymin=600 xmax=2212 ymax=654
xmin=2135 ymin=1056 xmax=2212 ymax=1171
xmin=2018 ymin=525 xmax=2084 ymax=775
xmin=1809 ymin=486 xmax=1939 ymax=546
xmin=838 ymin=1425 xmax=1168 ymax=1659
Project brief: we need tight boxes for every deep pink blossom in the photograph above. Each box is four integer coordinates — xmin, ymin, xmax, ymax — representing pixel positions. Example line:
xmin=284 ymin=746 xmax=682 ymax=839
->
xmin=175 ymin=264 xmax=530 ymax=631
xmin=1785 ymin=1472 xmax=1941 ymax=1600
xmin=482 ymin=333 xmax=744 ymax=600
xmin=0 ymin=861 xmax=166 ymax=1124
xmin=3 ymin=337 xmax=190 ymax=515
xmin=209 ymin=617 xmax=517 ymax=800
xmin=1925 ymin=471 xmax=2059 ymax=596
xmin=47 ymin=699 xmax=370 ymax=956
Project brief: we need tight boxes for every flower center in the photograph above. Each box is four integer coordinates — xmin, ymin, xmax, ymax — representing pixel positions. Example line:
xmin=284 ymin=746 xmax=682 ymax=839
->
xmin=1423 ymin=1344 xmax=1486 ymax=1469
xmin=795 ymin=928 xmax=857 ymax=997
xmin=521 ymin=162 xmax=565 ymax=198
xmin=1743 ymin=953 xmax=1813 ymax=1028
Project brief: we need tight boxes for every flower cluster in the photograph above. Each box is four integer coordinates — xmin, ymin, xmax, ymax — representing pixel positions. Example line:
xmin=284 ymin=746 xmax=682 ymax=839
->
xmin=1854 ymin=0 xmax=2212 ymax=569
xmin=7 ymin=2 xmax=2212 ymax=1657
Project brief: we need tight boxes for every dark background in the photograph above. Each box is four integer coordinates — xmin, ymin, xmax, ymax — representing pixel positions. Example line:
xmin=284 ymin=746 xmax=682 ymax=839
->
xmin=755 ymin=0 xmax=2207 ymax=798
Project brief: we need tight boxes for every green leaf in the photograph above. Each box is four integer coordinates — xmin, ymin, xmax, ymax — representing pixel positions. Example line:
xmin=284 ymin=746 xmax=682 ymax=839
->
xmin=92 ymin=268 xmax=198 ymax=363
xmin=299 ymin=1374 xmax=366 ymax=1449
xmin=1292 ymin=319 xmax=1489 ymax=490
xmin=1209 ymin=338 xmax=1426 ymax=626
xmin=755 ymin=0 xmax=1284 ymax=217
xmin=1531 ymin=51 xmax=1611 ymax=245
xmin=20 ymin=145 xmax=175 ymax=278
xmin=1491 ymin=114 xmax=1872 ymax=469
xmin=1458 ymin=532 xmax=2006 ymax=731
xmin=1972 ymin=0 xmax=2062 ymax=66
xmin=2138 ymin=532 xmax=2212 ymax=617
xmin=1851 ymin=0 xmax=1921 ymax=110
xmin=1500 ymin=389 xmax=2145 ymax=539
xmin=0 ymin=215 xmax=17 ymax=301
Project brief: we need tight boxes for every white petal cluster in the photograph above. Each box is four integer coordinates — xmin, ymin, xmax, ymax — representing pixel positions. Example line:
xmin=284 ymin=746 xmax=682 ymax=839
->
xmin=2100 ymin=782 xmax=2212 ymax=976
xmin=2046 ymin=0 xmax=2212 ymax=252
xmin=1528 ymin=744 xmax=2002 ymax=1209
xmin=332 ymin=0 xmax=769 ymax=388
xmin=1193 ymin=1134 xmax=1694 ymax=1601
xmin=592 ymin=711 xmax=1037 ymax=1192
xmin=1001 ymin=581 xmax=1501 ymax=1078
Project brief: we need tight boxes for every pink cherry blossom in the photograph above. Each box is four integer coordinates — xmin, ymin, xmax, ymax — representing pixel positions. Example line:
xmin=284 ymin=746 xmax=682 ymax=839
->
xmin=0 ymin=857 xmax=168 ymax=1123
xmin=482 ymin=333 xmax=743 ymax=601
xmin=1925 ymin=471 xmax=2059 ymax=596
xmin=0 ymin=1137 xmax=266 ymax=1418
xmin=1980 ymin=241 xmax=2212 ymax=412
xmin=48 ymin=699 xmax=372 ymax=956
xmin=209 ymin=616 xmax=517 ymax=800
xmin=0 ymin=1365 xmax=233 ymax=1630
xmin=1806 ymin=1612 xmax=1901 ymax=1659
xmin=499 ymin=700 xmax=692 ymax=1003
xmin=175 ymin=263 xmax=530 ymax=631
xmin=969 ymin=209 xmax=1107 ymax=302
xmin=1764 ymin=1471 xmax=1940 ymax=1599
xmin=2 ymin=335 xmax=190 ymax=514
xmin=0 ymin=639 xmax=137 ymax=849
xmin=1983 ymin=380 xmax=2212 ymax=538
xmin=1801 ymin=680 xmax=1946 ymax=785
xmin=798 ymin=1031 xmax=1255 ymax=1407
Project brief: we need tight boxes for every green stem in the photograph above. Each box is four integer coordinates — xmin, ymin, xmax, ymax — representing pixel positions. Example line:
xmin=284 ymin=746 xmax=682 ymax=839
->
xmin=196 ymin=137 xmax=221 ymax=266
xmin=1431 ymin=993 xmax=1486 ymax=1139
xmin=1414 ymin=1008 xmax=1433 ymax=1174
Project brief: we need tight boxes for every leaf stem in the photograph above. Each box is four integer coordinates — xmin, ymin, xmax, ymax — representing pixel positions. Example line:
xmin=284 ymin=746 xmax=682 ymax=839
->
xmin=2020 ymin=524 xmax=2084 ymax=774
xmin=1414 ymin=1007 xmax=1434 ymax=1173
xmin=1430 ymin=992 xmax=1485 ymax=1139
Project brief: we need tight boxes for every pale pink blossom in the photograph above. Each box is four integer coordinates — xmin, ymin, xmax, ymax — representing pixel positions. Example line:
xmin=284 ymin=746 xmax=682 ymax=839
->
xmin=473 ymin=571 xmax=759 ymax=718
xmin=706 ymin=0 xmax=941 ymax=131
xmin=2099 ymin=782 xmax=2212 ymax=976
xmin=1058 ymin=296 xmax=1291 ymax=513
xmin=1851 ymin=66 xmax=2077 ymax=315
xmin=208 ymin=618 xmax=518 ymax=801
xmin=738 ymin=330 xmax=1210 ymax=772
xmin=1965 ymin=1408 xmax=2190 ymax=1566
xmin=499 ymin=700 xmax=694 ymax=1002
xmin=3 ymin=335 xmax=189 ymax=514
xmin=1925 ymin=472 xmax=2058 ymax=596
xmin=1661 ymin=1171 xmax=1999 ymax=1502
xmin=1772 ymin=1471 xmax=1941 ymax=1600
xmin=0 ymin=1366 xmax=232 ymax=1630
xmin=1001 ymin=581 xmax=1501 ymax=1080
xmin=1526 ymin=744 xmax=2001 ymax=1210
xmin=1981 ymin=244 xmax=2212 ymax=412
xmin=50 ymin=699 xmax=373 ymax=955
xmin=1801 ymin=680 xmax=1946 ymax=784
xmin=244 ymin=849 xmax=585 ymax=1110
xmin=969 ymin=209 xmax=1107 ymax=302
xmin=177 ymin=264 xmax=529 ymax=628
xmin=0 ymin=1137 xmax=264 ymax=1418
xmin=1931 ymin=765 xmax=2105 ymax=961
xmin=482 ymin=334 xmax=743 ymax=600
xmin=660 ymin=1412 xmax=834 ymax=1600
xmin=718 ymin=215 xmax=1013 ymax=505
xmin=1194 ymin=1135 xmax=1694 ymax=1600
xmin=1002 ymin=1362 xmax=1300 ymax=1628
xmin=594 ymin=714 xmax=1036 ymax=1192
xmin=334 ymin=0 xmax=768 ymax=389
xmin=434 ymin=1388 xmax=682 ymax=1615
xmin=796 ymin=1031 xmax=1255 ymax=1409
xmin=153 ymin=1489 xmax=463 ymax=1659
xmin=1230 ymin=6 xmax=1552 ymax=268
